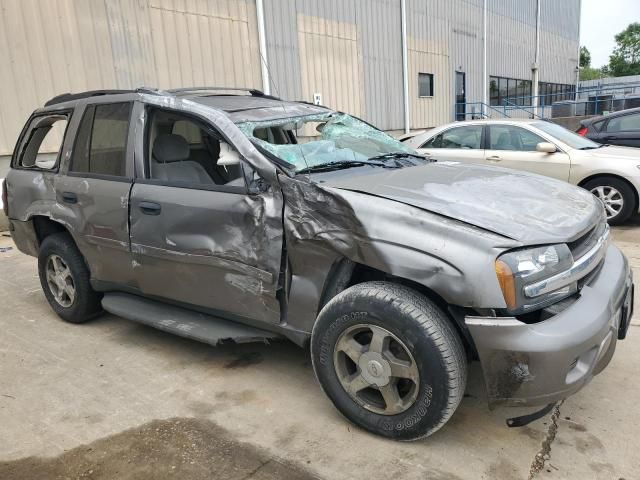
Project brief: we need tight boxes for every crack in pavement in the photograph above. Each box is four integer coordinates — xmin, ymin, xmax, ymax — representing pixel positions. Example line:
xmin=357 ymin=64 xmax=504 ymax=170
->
xmin=528 ymin=400 xmax=564 ymax=480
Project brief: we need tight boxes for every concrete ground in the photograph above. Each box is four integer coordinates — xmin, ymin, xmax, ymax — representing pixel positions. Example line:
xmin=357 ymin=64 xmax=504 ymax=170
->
xmin=0 ymin=220 xmax=638 ymax=480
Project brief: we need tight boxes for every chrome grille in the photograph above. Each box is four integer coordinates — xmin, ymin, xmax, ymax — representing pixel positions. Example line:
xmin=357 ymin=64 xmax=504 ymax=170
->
xmin=567 ymin=221 xmax=607 ymax=260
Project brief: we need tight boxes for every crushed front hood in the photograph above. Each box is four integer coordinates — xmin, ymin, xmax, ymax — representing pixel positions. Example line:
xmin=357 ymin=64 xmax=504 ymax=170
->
xmin=322 ymin=162 xmax=601 ymax=244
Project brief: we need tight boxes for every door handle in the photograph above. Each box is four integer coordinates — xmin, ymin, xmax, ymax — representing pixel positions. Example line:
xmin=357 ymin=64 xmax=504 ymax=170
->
xmin=139 ymin=201 xmax=161 ymax=215
xmin=487 ymin=156 xmax=501 ymax=162
xmin=422 ymin=151 xmax=432 ymax=157
xmin=604 ymin=136 xmax=617 ymax=141
xmin=61 ymin=191 xmax=78 ymax=204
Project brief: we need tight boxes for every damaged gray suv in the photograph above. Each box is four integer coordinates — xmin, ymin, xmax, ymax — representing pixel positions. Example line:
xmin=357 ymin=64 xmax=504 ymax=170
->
xmin=4 ymin=87 xmax=634 ymax=440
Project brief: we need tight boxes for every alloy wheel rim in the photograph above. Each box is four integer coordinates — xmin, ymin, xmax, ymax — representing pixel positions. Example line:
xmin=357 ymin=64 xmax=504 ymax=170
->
xmin=591 ymin=185 xmax=623 ymax=219
xmin=333 ymin=324 xmax=420 ymax=415
xmin=45 ymin=254 xmax=76 ymax=308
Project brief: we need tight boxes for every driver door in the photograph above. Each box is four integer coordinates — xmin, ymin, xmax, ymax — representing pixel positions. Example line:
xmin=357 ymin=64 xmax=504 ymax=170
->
xmin=483 ymin=124 xmax=570 ymax=181
xmin=129 ymin=106 xmax=284 ymax=324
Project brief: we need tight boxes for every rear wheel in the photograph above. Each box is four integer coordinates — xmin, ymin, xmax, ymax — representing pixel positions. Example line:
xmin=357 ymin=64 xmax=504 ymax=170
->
xmin=38 ymin=233 xmax=103 ymax=323
xmin=311 ymin=281 xmax=467 ymax=440
xmin=584 ymin=177 xmax=636 ymax=225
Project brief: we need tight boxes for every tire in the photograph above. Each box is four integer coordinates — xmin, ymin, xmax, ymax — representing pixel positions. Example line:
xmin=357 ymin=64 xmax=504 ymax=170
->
xmin=310 ymin=281 xmax=467 ymax=440
xmin=584 ymin=176 xmax=636 ymax=225
xmin=37 ymin=233 xmax=103 ymax=323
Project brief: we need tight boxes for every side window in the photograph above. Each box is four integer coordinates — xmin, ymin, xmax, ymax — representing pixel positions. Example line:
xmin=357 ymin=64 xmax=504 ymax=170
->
xmin=607 ymin=113 xmax=640 ymax=132
xmin=421 ymin=134 xmax=442 ymax=148
xmin=18 ymin=114 xmax=69 ymax=170
xmin=147 ymin=109 xmax=246 ymax=189
xmin=489 ymin=125 xmax=545 ymax=151
xmin=423 ymin=126 xmax=482 ymax=149
xmin=70 ymin=102 xmax=132 ymax=177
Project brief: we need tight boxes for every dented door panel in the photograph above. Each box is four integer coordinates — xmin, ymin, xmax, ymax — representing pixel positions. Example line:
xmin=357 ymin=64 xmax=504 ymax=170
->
xmin=129 ymin=182 xmax=283 ymax=324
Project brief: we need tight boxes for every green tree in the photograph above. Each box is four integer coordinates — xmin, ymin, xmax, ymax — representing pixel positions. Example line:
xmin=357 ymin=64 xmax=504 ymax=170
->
xmin=579 ymin=66 xmax=603 ymax=81
xmin=580 ymin=46 xmax=591 ymax=68
xmin=607 ymin=22 xmax=640 ymax=77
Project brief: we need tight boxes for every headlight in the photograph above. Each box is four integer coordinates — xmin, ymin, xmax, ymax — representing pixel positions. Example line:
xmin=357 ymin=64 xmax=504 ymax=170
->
xmin=495 ymin=244 xmax=576 ymax=314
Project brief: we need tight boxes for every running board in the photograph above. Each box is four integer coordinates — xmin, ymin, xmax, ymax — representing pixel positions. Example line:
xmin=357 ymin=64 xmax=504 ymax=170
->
xmin=102 ymin=292 xmax=280 ymax=346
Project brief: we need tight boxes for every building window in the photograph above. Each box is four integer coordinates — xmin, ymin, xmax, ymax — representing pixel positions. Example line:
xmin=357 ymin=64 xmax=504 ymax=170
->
xmin=418 ymin=73 xmax=434 ymax=97
xmin=537 ymin=82 xmax=573 ymax=105
xmin=490 ymin=75 xmax=533 ymax=106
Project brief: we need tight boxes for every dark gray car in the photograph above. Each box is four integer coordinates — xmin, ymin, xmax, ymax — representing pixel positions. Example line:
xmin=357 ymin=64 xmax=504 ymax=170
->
xmin=4 ymin=88 xmax=634 ymax=440
xmin=577 ymin=107 xmax=640 ymax=147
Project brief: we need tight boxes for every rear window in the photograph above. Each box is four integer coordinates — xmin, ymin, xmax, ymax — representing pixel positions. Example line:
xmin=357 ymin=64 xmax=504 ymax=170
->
xmin=70 ymin=102 xmax=132 ymax=177
xmin=17 ymin=114 xmax=70 ymax=170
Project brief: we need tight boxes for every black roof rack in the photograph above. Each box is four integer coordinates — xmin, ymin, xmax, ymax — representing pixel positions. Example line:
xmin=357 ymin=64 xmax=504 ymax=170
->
xmin=44 ymin=86 xmax=282 ymax=107
xmin=167 ymin=86 xmax=281 ymax=100
xmin=44 ymin=89 xmax=136 ymax=107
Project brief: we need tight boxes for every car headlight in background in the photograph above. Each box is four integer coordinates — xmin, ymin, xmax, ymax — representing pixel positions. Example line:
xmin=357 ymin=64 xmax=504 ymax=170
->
xmin=495 ymin=244 xmax=575 ymax=314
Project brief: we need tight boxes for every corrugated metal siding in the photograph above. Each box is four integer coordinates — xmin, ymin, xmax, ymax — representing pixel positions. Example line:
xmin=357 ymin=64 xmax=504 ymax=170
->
xmin=263 ymin=0 xmax=404 ymax=130
xmin=538 ymin=0 xmax=581 ymax=84
xmin=0 ymin=0 xmax=261 ymax=155
xmin=406 ymin=0 xmax=453 ymax=128
xmin=0 ymin=0 xmax=582 ymax=154
xmin=486 ymin=0 xmax=537 ymax=81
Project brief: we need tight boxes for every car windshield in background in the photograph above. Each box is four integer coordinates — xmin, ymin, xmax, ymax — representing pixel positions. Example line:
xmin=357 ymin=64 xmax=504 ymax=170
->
xmin=533 ymin=121 xmax=601 ymax=150
xmin=237 ymin=113 xmax=422 ymax=172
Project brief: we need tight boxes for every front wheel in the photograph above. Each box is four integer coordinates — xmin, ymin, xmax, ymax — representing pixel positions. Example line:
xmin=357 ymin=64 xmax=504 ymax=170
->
xmin=310 ymin=281 xmax=467 ymax=440
xmin=584 ymin=177 xmax=636 ymax=225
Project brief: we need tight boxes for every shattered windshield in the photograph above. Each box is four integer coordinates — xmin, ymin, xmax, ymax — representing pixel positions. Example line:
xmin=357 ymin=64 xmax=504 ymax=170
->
xmin=237 ymin=112 xmax=422 ymax=172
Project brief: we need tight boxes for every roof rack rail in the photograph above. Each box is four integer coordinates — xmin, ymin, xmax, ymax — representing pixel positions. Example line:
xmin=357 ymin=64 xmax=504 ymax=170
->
xmin=44 ymin=89 xmax=136 ymax=107
xmin=166 ymin=86 xmax=280 ymax=100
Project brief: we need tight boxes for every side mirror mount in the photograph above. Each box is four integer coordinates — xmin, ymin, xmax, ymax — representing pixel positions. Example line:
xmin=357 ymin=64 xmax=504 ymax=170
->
xmin=217 ymin=142 xmax=241 ymax=166
xmin=536 ymin=142 xmax=557 ymax=153
xmin=241 ymin=162 xmax=269 ymax=194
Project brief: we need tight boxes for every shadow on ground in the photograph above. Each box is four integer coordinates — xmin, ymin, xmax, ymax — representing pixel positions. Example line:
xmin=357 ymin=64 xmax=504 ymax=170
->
xmin=0 ymin=418 xmax=319 ymax=480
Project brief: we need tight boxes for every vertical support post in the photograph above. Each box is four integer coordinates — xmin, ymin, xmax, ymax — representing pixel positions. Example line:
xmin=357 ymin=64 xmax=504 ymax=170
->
xmin=575 ymin=0 xmax=581 ymax=101
xmin=531 ymin=0 xmax=541 ymax=117
xmin=256 ymin=0 xmax=270 ymax=95
xmin=482 ymin=0 xmax=487 ymax=117
xmin=401 ymin=0 xmax=410 ymax=134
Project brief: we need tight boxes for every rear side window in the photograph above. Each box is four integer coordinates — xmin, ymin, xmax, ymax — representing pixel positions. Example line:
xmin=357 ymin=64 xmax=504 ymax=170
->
xmin=606 ymin=113 xmax=640 ymax=132
xmin=17 ymin=114 xmax=69 ymax=170
xmin=70 ymin=102 xmax=132 ymax=177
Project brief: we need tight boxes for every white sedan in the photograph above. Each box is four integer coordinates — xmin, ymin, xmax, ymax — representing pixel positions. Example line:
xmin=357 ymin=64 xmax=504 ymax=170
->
xmin=403 ymin=119 xmax=640 ymax=224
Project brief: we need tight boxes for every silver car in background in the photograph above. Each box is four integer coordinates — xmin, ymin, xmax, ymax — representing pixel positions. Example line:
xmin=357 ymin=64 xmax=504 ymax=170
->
xmin=403 ymin=119 xmax=640 ymax=224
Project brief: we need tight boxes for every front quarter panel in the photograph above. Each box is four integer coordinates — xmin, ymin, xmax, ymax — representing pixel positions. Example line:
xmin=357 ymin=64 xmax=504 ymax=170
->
xmin=568 ymin=150 xmax=640 ymax=211
xmin=280 ymin=175 xmax=518 ymax=333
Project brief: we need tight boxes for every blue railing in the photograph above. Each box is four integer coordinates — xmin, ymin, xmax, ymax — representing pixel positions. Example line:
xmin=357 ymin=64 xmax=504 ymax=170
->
xmin=455 ymin=81 xmax=640 ymax=121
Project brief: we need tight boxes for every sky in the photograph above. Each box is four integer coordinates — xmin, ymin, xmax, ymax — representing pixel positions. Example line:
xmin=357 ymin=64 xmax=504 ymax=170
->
xmin=580 ymin=0 xmax=640 ymax=68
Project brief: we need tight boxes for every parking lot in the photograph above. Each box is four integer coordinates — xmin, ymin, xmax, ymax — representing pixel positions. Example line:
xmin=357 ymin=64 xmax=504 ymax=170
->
xmin=0 ymin=218 xmax=638 ymax=480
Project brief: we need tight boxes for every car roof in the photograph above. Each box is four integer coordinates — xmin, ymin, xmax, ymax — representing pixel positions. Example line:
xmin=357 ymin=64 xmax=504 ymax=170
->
xmin=39 ymin=87 xmax=331 ymax=123
xmin=444 ymin=118 xmax=540 ymax=126
xmin=584 ymin=106 xmax=640 ymax=124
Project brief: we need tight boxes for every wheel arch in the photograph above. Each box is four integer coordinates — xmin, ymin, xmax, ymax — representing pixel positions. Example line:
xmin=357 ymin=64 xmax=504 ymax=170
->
xmin=31 ymin=215 xmax=69 ymax=245
xmin=318 ymin=258 xmax=475 ymax=358
xmin=578 ymin=173 xmax=639 ymax=213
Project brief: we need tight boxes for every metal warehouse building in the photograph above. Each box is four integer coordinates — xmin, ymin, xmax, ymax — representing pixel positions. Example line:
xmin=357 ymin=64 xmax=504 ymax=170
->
xmin=0 ymin=0 xmax=580 ymax=164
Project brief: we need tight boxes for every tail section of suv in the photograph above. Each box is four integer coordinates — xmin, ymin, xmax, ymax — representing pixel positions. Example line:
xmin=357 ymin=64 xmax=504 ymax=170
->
xmin=6 ymin=87 xmax=634 ymax=440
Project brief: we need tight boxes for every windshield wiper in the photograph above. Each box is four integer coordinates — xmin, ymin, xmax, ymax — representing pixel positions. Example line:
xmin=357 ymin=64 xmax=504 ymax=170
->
xmin=297 ymin=161 xmax=373 ymax=174
xmin=579 ymin=144 xmax=607 ymax=150
xmin=368 ymin=152 xmax=428 ymax=162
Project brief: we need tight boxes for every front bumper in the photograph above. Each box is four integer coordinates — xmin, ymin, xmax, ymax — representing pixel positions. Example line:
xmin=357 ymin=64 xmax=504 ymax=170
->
xmin=466 ymin=245 xmax=633 ymax=408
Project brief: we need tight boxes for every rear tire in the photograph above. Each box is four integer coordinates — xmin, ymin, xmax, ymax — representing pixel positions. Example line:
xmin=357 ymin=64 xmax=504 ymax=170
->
xmin=310 ymin=281 xmax=467 ymax=440
xmin=38 ymin=233 xmax=103 ymax=323
xmin=584 ymin=176 xmax=636 ymax=225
